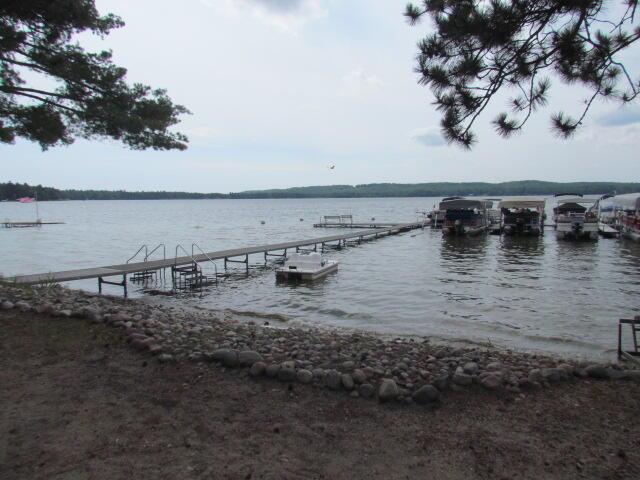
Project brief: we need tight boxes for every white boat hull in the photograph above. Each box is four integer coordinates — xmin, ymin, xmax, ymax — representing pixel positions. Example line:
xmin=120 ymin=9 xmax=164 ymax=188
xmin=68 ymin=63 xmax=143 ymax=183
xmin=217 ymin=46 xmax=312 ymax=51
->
xmin=555 ymin=222 xmax=598 ymax=240
xmin=621 ymin=229 xmax=640 ymax=242
xmin=276 ymin=262 xmax=338 ymax=281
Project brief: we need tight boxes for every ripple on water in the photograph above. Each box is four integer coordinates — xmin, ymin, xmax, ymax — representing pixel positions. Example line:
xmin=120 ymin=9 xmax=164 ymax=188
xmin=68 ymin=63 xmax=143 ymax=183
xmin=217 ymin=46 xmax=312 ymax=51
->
xmin=2 ymin=197 xmax=639 ymax=360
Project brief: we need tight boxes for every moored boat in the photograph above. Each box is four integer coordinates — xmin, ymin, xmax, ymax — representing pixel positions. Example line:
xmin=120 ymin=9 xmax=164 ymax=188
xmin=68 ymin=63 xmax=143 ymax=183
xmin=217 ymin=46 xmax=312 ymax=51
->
xmin=553 ymin=194 xmax=598 ymax=240
xmin=498 ymin=198 xmax=545 ymax=236
xmin=440 ymin=198 xmax=491 ymax=236
xmin=610 ymin=193 xmax=640 ymax=242
xmin=276 ymin=253 xmax=338 ymax=281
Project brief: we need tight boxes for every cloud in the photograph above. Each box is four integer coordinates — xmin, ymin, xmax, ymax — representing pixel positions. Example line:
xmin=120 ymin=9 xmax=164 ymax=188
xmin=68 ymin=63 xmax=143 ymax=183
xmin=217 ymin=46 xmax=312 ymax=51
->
xmin=410 ymin=126 xmax=447 ymax=147
xmin=597 ymin=107 xmax=640 ymax=127
xmin=213 ymin=0 xmax=326 ymax=33
xmin=248 ymin=0 xmax=310 ymax=13
xmin=577 ymin=123 xmax=640 ymax=147
xmin=342 ymin=68 xmax=383 ymax=90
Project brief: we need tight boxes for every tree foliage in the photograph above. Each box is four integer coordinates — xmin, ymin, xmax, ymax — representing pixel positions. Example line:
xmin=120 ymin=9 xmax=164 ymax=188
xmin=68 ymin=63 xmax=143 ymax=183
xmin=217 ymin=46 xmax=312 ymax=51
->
xmin=0 ymin=0 xmax=189 ymax=150
xmin=405 ymin=0 xmax=640 ymax=147
xmin=3 ymin=180 xmax=640 ymax=200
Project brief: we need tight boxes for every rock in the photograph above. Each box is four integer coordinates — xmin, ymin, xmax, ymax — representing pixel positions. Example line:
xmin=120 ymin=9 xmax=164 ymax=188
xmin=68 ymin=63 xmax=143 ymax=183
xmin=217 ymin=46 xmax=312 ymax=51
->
xmin=81 ymin=306 xmax=100 ymax=321
xmin=325 ymin=370 xmax=342 ymax=390
xmin=278 ymin=367 xmax=296 ymax=382
xmin=250 ymin=362 xmax=266 ymax=377
xmin=211 ymin=349 xmax=238 ymax=367
xmin=352 ymin=369 xmax=367 ymax=384
xmin=528 ymin=369 xmax=543 ymax=384
xmin=486 ymin=361 xmax=502 ymax=371
xmin=378 ymin=378 xmax=399 ymax=402
xmin=452 ymin=371 xmax=472 ymax=386
xmin=282 ymin=360 xmax=296 ymax=370
xmin=58 ymin=309 xmax=72 ymax=318
xmin=626 ymin=370 xmax=640 ymax=382
xmin=296 ymin=369 xmax=313 ymax=384
xmin=265 ymin=364 xmax=281 ymax=378
xmin=585 ymin=364 xmax=609 ymax=379
xmin=607 ymin=369 xmax=628 ymax=380
xmin=412 ymin=384 xmax=440 ymax=404
xmin=541 ymin=368 xmax=568 ymax=382
xmin=479 ymin=373 xmax=502 ymax=390
xmin=358 ymin=383 xmax=375 ymax=398
xmin=222 ymin=350 xmax=239 ymax=367
xmin=341 ymin=374 xmax=355 ymax=391
xmin=463 ymin=362 xmax=479 ymax=375
xmin=15 ymin=301 xmax=31 ymax=312
xmin=148 ymin=344 xmax=163 ymax=355
xmin=238 ymin=350 xmax=263 ymax=367
xmin=433 ymin=374 xmax=450 ymax=391
xmin=349 ymin=390 xmax=359 ymax=398
xmin=158 ymin=354 xmax=174 ymax=363
xmin=342 ymin=361 xmax=355 ymax=370
xmin=1 ymin=301 xmax=14 ymax=310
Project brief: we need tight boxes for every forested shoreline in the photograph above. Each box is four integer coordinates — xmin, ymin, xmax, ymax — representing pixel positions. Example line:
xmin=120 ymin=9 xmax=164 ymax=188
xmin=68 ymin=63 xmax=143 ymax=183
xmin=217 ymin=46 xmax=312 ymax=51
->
xmin=1 ymin=181 xmax=639 ymax=201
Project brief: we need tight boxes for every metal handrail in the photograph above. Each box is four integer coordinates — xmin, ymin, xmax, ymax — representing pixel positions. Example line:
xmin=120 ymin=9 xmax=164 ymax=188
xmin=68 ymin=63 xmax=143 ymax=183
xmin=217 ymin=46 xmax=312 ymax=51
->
xmin=192 ymin=243 xmax=218 ymax=284
xmin=145 ymin=243 xmax=166 ymax=262
xmin=144 ymin=243 xmax=166 ymax=279
xmin=126 ymin=244 xmax=148 ymax=264
xmin=174 ymin=244 xmax=218 ymax=285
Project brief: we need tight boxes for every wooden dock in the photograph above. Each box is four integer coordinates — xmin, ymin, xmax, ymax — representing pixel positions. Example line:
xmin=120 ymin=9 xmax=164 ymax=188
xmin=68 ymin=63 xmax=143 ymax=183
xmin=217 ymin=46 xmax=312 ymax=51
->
xmin=6 ymin=222 xmax=422 ymax=290
xmin=1 ymin=221 xmax=65 ymax=228
xmin=313 ymin=222 xmax=408 ymax=229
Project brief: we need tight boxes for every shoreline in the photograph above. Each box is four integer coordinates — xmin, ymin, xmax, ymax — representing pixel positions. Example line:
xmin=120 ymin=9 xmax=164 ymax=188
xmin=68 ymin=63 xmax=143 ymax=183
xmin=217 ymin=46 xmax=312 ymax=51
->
xmin=2 ymin=305 xmax=640 ymax=478
xmin=1 ymin=283 xmax=639 ymax=405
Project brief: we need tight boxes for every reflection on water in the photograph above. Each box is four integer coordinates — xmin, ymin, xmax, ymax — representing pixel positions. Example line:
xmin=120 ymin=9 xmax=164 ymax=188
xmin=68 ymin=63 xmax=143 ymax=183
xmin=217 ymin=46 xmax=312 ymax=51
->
xmin=1 ymin=197 xmax=639 ymax=360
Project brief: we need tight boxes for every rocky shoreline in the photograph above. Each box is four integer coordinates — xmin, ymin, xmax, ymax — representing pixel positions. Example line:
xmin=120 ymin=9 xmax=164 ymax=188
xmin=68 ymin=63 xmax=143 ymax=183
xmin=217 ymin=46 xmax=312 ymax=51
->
xmin=1 ymin=283 xmax=639 ymax=405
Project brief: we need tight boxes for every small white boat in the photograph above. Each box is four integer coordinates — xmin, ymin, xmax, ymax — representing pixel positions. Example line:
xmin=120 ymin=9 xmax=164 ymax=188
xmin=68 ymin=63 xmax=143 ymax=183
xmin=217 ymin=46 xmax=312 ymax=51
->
xmin=276 ymin=253 xmax=338 ymax=281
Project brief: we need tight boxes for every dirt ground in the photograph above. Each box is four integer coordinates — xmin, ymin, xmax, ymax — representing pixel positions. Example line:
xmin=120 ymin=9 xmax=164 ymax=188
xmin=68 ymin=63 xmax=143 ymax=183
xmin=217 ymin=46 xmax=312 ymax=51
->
xmin=1 ymin=310 xmax=639 ymax=480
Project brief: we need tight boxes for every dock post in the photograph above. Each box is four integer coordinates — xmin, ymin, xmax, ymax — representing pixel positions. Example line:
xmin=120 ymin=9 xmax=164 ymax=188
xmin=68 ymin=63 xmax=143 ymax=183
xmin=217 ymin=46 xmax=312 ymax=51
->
xmin=123 ymin=274 xmax=128 ymax=298
xmin=245 ymin=254 xmax=249 ymax=274
xmin=618 ymin=322 xmax=622 ymax=359
xmin=224 ymin=258 xmax=228 ymax=271
xmin=98 ymin=277 xmax=102 ymax=293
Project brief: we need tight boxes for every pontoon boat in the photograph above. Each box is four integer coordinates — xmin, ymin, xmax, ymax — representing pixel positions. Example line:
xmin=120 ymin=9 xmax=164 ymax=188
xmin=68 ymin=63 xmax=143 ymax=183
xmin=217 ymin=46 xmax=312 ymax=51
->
xmin=498 ymin=198 xmax=545 ymax=236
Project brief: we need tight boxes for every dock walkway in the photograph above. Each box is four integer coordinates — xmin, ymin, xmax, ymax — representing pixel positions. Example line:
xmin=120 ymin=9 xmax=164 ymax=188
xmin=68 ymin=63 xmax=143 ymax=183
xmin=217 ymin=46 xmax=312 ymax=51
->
xmin=7 ymin=222 xmax=422 ymax=286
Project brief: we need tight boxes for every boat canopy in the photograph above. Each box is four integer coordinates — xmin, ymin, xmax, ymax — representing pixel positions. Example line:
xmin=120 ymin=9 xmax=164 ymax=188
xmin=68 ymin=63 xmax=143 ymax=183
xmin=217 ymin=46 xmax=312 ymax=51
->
xmin=439 ymin=198 xmax=491 ymax=210
xmin=499 ymin=198 xmax=545 ymax=210
xmin=555 ymin=197 xmax=595 ymax=205
xmin=555 ymin=202 xmax=587 ymax=213
xmin=606 ymin=193 xmax=640 ymax=212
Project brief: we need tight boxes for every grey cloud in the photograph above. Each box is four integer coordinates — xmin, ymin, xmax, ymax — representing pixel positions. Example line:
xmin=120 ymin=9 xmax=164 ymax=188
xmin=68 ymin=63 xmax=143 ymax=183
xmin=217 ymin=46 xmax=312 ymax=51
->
xmin=411 ymin=127 xmax=447 ymax=147
xmin=248 ymin=0 xmax=306 ymax=13
xmin=597 ymin=107 xmax=640 ymax=127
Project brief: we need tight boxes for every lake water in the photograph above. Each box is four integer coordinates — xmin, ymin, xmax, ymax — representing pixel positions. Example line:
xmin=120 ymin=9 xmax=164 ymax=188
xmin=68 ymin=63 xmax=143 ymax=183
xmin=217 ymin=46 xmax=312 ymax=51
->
xmin=1 ymin=197 xmax=639 ymax=360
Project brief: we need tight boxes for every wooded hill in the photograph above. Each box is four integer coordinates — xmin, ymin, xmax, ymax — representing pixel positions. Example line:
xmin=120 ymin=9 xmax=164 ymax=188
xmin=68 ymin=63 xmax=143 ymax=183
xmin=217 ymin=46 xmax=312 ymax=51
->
xmin=1 ymin=181 xmax=639 ymax=201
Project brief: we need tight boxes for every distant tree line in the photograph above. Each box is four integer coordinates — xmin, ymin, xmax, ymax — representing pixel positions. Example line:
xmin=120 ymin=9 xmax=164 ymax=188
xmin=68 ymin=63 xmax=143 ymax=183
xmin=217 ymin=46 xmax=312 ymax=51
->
xmin=1 ymin=181 xmax=639 ymax=202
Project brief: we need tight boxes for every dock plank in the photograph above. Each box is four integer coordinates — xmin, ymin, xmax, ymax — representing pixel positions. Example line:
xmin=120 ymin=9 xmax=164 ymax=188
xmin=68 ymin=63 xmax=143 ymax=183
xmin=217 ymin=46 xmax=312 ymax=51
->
xmin=6 ymin=223 xmax=421 ymax=285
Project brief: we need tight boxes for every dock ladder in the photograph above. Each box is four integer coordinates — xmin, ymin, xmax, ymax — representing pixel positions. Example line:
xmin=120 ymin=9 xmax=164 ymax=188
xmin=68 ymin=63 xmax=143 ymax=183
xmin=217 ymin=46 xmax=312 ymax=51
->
xmin=618 ymin=316 xmax=640 ymax=365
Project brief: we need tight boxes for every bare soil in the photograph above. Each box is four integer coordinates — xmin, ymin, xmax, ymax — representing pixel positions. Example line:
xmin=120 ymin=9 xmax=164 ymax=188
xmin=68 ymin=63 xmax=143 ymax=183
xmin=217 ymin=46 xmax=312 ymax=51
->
xmin=1 ymin=310 xmax=639 ymax=480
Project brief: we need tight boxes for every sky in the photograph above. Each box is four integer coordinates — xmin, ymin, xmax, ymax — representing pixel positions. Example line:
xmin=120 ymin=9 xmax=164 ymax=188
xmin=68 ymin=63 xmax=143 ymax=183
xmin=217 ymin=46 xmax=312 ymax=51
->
xmin=2 ymin=0 xmax=640 ymax=193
